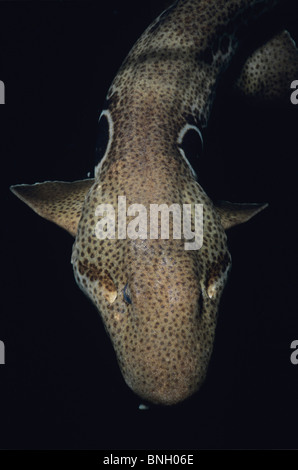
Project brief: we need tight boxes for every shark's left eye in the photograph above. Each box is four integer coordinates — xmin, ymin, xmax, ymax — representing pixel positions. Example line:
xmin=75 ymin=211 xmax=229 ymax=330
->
xmin=123 ymin=283 xmax=132 ymax=304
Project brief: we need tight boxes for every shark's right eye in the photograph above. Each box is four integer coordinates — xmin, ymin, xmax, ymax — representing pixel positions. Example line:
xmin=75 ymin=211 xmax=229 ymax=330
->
xmin=123 ymin=283 xmax=132 ymax=305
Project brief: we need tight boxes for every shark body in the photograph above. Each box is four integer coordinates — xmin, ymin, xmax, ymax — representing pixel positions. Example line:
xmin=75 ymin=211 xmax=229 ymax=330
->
xmin=11 ymin=0 xmax=298 ymax=405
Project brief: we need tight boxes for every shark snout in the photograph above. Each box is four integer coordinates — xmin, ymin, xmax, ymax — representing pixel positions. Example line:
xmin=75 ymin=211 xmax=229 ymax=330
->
xmin=118 ymin=265 xmax=207 ymax=404
xmin=119 ymin=307 xmax=206 ymax=405
xmin=123 ymin=349 xmax=204 ymax=405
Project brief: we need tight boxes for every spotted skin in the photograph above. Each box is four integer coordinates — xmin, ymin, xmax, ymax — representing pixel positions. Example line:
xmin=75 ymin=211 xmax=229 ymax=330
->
xmin=235 ymin=30 xmax=298 ymax=102
xmin=10 ymin=0 xmax=298 ymax=405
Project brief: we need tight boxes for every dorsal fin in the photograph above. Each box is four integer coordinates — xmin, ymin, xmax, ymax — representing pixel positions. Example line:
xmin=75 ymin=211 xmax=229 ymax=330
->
xmin=10 ymin=179 xmax=95 ymax=236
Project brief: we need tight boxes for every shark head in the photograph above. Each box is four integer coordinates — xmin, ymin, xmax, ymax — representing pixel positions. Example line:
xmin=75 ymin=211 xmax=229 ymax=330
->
xmin=70 ymin=179 xmax=230 ymax=405
xmin=10 ymin=176 xmax=266 ymax=405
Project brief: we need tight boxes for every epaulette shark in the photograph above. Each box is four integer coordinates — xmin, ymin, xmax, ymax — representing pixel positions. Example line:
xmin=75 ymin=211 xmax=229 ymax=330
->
xmin=10 ymin=0 xmax=298 ymax=405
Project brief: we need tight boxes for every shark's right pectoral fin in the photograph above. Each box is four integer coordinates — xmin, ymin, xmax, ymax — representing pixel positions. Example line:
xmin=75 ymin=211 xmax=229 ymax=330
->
xmin=215 ymin=200 xmax=268 ymax=230
xmin=10 ymin=178 xmax=95 ymax=236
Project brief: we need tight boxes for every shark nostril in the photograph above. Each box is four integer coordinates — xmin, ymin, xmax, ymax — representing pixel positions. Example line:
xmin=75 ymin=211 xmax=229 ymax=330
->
xmin=123 ymin=283 xmax=132 ymax=305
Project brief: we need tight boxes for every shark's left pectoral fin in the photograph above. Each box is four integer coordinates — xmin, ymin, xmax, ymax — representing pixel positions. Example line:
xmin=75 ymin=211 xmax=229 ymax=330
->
xmin=215 ymin=200 xmax=268 ymax=230
xmin=10 ymin=178 xmax=95 ymax=236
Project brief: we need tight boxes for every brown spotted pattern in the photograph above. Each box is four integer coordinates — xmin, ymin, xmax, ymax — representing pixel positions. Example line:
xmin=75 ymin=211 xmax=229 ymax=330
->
xmin=10 ymin=0 xmax=297 ymax=405
xmin=235 ymin=30 xmax=298 ymax=103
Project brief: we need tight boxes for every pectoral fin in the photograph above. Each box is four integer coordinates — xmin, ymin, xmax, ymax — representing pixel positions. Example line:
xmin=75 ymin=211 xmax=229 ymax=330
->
xmin=10 ymin=179 xmax=95 ymax=236
xmin=215 ymin=200 xmax=268 ymax=230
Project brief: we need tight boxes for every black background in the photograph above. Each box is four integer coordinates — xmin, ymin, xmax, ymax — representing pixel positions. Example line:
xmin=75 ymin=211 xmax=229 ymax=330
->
xmin=1 ymin=0 xmax=298 ymax=450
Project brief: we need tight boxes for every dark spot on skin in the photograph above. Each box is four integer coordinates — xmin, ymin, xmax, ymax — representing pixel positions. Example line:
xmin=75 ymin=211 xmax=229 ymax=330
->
xmin=95 ymin=112 xmax=110 ymax=166
xmin=123 ymin=283 xmax=132 ymax=305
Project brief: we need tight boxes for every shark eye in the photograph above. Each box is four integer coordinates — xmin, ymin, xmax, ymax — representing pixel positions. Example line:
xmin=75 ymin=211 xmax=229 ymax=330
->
xmin=123 ymin=283 xmax=132 ymax=305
